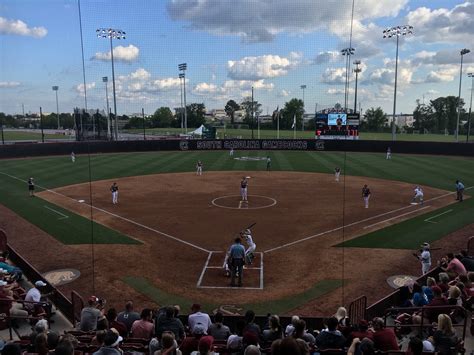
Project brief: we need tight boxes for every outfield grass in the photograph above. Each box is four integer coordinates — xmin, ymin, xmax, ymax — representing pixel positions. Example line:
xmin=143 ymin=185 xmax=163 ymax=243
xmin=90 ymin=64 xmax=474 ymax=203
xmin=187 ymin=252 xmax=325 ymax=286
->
xmin=0 ymin=151 xmax=473 ymax=247
xmin=1 ymin=131 xmax=72 ymax=141
xmin=123 ymin=276 xmax=342 ymax=315
xmin=123 ymin=127 xmax=473 ymax=142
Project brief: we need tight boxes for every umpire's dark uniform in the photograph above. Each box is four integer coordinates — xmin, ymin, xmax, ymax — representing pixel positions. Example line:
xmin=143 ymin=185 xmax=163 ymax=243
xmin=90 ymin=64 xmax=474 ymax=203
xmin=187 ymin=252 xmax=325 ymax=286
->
xmin=229 ymin=239 xmax=246 ymax=287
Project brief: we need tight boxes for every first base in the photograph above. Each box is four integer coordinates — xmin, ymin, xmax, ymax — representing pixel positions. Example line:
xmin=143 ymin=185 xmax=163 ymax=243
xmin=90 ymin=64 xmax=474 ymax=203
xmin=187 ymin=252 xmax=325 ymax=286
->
xmin=78 ymin=199 xmax=85 ymax=203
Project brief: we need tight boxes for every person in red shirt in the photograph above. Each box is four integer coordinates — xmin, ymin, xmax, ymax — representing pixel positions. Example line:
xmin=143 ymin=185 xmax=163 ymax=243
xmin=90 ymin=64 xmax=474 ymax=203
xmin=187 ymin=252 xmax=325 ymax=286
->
xmin=371 ymin=317 xmax=399 ymax=351
xmin=349 ymin=319 xmax=374 ymax=342
xmin=440 ymin=253 xmax=467 ymax=278
xmin=131 ymin=308 xmax=154 ymax=340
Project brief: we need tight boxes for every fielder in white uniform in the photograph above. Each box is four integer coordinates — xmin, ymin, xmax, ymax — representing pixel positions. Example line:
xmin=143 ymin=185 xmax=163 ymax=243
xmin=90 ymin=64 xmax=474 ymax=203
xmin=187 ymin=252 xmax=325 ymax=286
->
xmin=110 ymin=182 xmax=119 ymax=204
xmin=71 ymin=152 xmax=76 ymax=163
xmin=334 ymin=167 xmax=341 ymax=182
xmin=418 ymin=243 xmax=431 ymax=275
xmin=196 ymin=160 xmax=203 ymax=176
xmin=412 ymin=186 xmax=424 ymax=205
xmin=230 ymin=148 xmax=234 ymax=157
xmin=386 ymin=147 xmax=392 ymax=160
xmin=242 ymin=229 xmax=256 ymax=265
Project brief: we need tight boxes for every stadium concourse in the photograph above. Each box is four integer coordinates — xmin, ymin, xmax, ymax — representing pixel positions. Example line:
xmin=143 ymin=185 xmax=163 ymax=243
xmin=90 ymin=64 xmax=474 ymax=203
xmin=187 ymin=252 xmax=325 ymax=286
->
xmin=0 ymin=228 xmax=472 ymax=354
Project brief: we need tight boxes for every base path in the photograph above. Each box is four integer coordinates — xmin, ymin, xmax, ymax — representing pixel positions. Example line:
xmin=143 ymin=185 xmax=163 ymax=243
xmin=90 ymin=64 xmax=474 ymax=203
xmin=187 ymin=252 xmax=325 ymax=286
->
xmin=27 ymin=171 xmax=456 ymax=313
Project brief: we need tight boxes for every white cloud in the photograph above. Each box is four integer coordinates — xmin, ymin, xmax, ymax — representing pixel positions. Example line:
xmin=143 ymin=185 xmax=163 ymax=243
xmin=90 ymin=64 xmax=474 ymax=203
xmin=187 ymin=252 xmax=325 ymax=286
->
xmin=167 ymin=0 xmax=408 ymax=43
xmin=223 ymin=79 xmax=274 ymax=91
xmin=92 ymin=44 xmax=139 ymax=62
xmin=75 ymin=82 xmax=96 ymax=94
xmin=321 ymin=67 xmax=347 ymax=84
xmin=193 ymin=82 xmax=223 ymax=95
xmin=150 ymin=77 xmax=181 ymax=91
xmin=0 ymin=81 xmax=21 ymax=88
xmin=227 ymin=53 xmax=301 ymax=80
xmin=130 ymin=68 xmax=151 ymax=80
xmin=278 ymin=89 xmax=290 ymax=97
xmin=425 ymin=66 xmax=458 ymax=83
xmin=0 ymin=17 xmax=47 ymax=38
xmin=405 ymin=2 xmax=474 ymax=44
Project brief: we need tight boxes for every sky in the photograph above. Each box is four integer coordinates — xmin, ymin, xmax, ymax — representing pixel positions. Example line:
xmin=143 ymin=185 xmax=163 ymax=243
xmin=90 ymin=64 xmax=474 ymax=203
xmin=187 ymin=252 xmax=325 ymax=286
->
xmin=1 ymin=0 xmax=474 ymax=116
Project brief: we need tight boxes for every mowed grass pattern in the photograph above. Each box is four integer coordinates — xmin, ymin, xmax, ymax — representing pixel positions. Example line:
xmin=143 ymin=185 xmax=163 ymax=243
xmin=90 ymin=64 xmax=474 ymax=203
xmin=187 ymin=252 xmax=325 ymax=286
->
xmin=0 ymin=150 xmax=473 ymax=247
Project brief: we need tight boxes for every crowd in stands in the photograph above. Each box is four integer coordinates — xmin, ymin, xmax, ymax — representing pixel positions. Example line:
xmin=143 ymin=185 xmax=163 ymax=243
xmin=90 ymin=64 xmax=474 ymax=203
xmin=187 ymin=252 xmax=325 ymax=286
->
xmin=0 ymin=245 xmax=472 ymax=355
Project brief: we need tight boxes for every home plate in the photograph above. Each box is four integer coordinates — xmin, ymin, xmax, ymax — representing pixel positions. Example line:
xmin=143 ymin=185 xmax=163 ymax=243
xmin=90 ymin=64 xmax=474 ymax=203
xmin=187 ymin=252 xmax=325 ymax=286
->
xmin=78 ymin=199 xmax=85 ymax=203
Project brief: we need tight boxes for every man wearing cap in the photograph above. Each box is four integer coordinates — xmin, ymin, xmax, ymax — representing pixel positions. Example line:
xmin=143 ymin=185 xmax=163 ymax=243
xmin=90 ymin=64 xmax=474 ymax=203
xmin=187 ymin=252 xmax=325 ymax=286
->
xmin=229 ymin=237 xmax=246 ymax=287
xmin=79 ymin=296 xmax=104 ymax=331
xmin=93 ymin=329 xmax=123 ymax=355
xmin=188 ymin=304 xmax=212 ymax=334
xmin=24 ymin=281 xmax=51 ymax=315
xmin=415 ymin=243 xmax=431 ymax=275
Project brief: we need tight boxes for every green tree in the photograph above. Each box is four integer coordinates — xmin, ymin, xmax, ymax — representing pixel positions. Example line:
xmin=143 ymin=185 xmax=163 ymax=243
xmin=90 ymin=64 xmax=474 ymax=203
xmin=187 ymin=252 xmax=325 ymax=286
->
xmin=280 ymin=98 xmax=305 ymax=129
xmin=413 ymin=100 xmax=435 ymax=131
xmin=364 ymin=107 xmax=387 ymax=131
xmin=151 ymin=107 xmax=174 ymax=128
xmin=225 ymin=100 xmax=240 ymax=124
xmin=240 ymin=97 xmax=262 ymax=126
xmin=186 ymin=103 xmax=206 ymax=128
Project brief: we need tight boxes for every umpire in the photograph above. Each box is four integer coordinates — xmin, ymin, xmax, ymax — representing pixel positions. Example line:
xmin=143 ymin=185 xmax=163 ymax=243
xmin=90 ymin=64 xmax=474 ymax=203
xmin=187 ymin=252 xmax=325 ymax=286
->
xmin=229 ymin=238 xmax=246 ymax=287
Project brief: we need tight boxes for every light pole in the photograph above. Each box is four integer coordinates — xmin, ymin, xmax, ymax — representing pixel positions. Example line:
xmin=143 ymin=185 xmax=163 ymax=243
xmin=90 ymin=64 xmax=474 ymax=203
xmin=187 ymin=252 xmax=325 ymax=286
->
xmin=353 ymin=60 xmax=361 ymax=113
xmin=97 ymin=28 xmax=126 ymax=141
xmin=383 ymin=25 xmax=413 ymax=141
xmin=300 ymin=85 xmax=306 ymax=131
xmin=455 ymin=48 xmax=471 ymax=141
xmin=467 ymin=72 xmax=473 ymax=142
xmin=341 ymin=47 xmax=355 ymax=112
xmin=179 ymin=72 xmax=185 ymax=132
xmin=102 ymin=76 xmax=111 ymax=140
xmin=52 ymin=86 xmax=60 ymax=129
xmin=178 ymin=63 xmax=187 ymax=132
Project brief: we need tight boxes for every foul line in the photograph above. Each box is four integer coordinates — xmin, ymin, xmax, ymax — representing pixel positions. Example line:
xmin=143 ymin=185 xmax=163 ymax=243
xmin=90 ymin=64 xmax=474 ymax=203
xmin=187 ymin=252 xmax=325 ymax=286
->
xmin=424 ymin=209 xmax=453 ymax=224
xmin=363 ymin=205 xmax=431 ymax=229
xmin=44 ymin=205 xmax=69 ymax=220
xmin=264 ymin=187 xmax=472 ymax=254
xmin=196 ymin=252 xmax=213 ymax=287
xmin=0 ymin=172 xmax=210 ymax=253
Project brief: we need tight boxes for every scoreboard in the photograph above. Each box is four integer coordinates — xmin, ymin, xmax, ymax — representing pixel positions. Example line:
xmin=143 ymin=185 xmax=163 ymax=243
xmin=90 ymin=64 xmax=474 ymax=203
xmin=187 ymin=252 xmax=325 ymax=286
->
xmin=315 ymin=113 xmax=360 ymax=140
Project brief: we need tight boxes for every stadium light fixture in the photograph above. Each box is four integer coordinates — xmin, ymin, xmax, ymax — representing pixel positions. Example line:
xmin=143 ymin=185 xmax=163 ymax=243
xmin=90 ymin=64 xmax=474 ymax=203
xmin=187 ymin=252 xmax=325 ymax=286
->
xmin=353 ymin=60 xmax=362 ymax=113
xmin=382 ymin=25 xmax=413 ymax=141
xmin=96 ymin=28 xmax=126 ymax=140
xmin=341 ymin=47 xmax=355 ymax=112
xmin=178 ymin=63 xmax=188 ymax=132
xmin=455 ymin=49 xmax=471 ymax=141
xmin=52 ymin=86 xmax=60 ymax=129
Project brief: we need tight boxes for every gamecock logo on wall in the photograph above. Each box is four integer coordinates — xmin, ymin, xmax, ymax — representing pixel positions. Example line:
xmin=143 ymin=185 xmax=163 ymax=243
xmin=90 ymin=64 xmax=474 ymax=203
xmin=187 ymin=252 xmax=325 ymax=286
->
xmin=179 ymin=141 xmax=189 ymax=151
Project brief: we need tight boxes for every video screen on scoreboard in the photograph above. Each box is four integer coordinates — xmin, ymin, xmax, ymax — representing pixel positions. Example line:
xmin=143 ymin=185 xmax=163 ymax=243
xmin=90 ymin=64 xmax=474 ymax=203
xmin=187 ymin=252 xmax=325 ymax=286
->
xmin=328 ymin=113 xmax=347 ymax=126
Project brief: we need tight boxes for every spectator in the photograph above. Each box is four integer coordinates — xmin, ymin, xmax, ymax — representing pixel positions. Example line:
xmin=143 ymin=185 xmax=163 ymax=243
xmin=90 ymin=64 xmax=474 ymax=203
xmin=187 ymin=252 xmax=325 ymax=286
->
xmin=334 ymin=307 xmax=349 ymax=327
xmin=242 ymin=330 xmax=259 ymax=349
xmin=447 ymin=286 xmax=462 ymax=306
xmin=349 ymin=319 xmax=374 ymax=341
xmin=293 ymin=319 xmax=315 ymax=346
xmin=93 ymin=330 xmax=123 ymax=355
xmin=117 ymin=301 xmax=141 ymax=333
xmin=438 ymin=273 xmax=450 ymax=294
xmin=29 ymin=319 xmax=49 ymax=344
xmin=371 ymin=317 xmax=399 ymax=351
xmin=347 ymin=337 xmax=375 ymax=355
xmin=155 ymin=306 xmax=185 ymax=342
xmin=190 ymin=336 xmax=215 ymax=355
xmin=262 ymin=315 xmax=283 ymax=343
xmin=54 ymin=341 xmax=74 ymax=355
xmin=284 ymin=315 xmax=299 ymax=337
xmin=180 ymin=323 xmax=207 ymax=355
xmin=208 ymin=311 xmax=230 ymax=341
xmin=131 ymin=308 xmax=154 ymax=340
xmin=244 ymin=345 xmax=261 ymax=355
xmin=106 ymin=308 xmax=127 ymax=338
xmin=407 ymin=337 xmax=423 ymax=355
xmin=187 ymin=304 xmax=212 ymax=334
xmin=467 ymin=272 xmax=474 ymax=296
xmin=411 ymin=282 xmax=428 ymax=307
xmin=433 ymin=314 xmax=458 ymax=355
xmin=34 ymin=332 xmax=49 ymax=355
xmin=154 ymin=331 xmax=181 ymax=355
xmin=315 ymin=317 xmax=346 ymax=350
xmin=24 ymin=280 xmax=52 ymax=316
xmin=279 ymin=337 xmax=303 ymax=355
xmin=79 ymin=296 xmax=104 ymax=332
xmin=424 ymin=286 xmax=449 ymax=323
xmin=458 ymin=250 xmax=474 ymax=272
xmin=0 ymin=280 xmax=28 ymax=320
xmin=423 ymin=277 xmax=436 ymax=302
xmin=0 ymin=255 xmax=23 ymax=281
xmin=440 ymin=253 xmax=467 ymax=278
xmin=243 ymin=310 xmax=261 ymax=339
xmin=91 ymin=330 xmax=107 ymax=347
xmin=227 ymin=319 xmax=245 ymax=352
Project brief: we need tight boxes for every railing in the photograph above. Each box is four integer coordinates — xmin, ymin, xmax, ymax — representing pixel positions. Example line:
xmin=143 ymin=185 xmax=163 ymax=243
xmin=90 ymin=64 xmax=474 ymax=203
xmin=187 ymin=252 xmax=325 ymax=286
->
xmin=348 ymin=295 xmax=367 ymax=325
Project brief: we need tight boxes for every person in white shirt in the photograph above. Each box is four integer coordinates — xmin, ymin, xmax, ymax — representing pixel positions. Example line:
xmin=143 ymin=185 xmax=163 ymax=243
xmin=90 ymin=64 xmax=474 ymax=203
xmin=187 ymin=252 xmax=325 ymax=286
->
xmin=24 ymin=280 xmax=49 ymax=314
xmin=187 ymin=304 xmax=212 ymax=334
xmin=412 ymin=186 xmax=424 ymax=205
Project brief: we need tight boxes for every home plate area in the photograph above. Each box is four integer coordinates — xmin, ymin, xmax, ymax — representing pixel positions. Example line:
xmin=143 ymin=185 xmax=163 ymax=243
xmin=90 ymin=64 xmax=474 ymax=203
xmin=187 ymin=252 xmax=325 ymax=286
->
xmin=197 ymin=251 xmax=264 ymax=290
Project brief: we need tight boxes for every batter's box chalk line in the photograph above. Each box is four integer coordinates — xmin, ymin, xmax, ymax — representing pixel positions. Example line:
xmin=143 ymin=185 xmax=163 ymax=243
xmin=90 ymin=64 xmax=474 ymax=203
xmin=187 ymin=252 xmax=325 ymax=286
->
xmin=196 ymin=251 xmax=264 ymax=290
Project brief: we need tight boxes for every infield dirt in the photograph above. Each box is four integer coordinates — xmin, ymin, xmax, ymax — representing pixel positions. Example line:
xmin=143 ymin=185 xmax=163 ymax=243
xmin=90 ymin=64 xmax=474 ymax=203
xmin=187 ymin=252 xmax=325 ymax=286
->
xmin=2 ymin=171 xmax=465 ymax=315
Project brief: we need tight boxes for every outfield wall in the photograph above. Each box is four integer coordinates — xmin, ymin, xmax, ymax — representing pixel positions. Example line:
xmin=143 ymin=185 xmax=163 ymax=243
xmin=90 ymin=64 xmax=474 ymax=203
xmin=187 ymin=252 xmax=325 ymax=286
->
xmin=0 ymin=139 xmax=474 ymax=158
